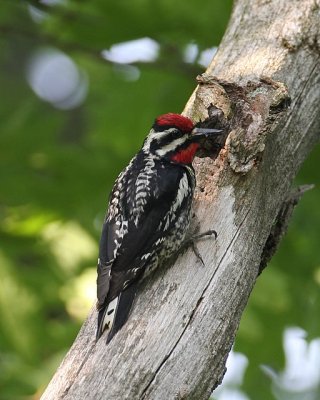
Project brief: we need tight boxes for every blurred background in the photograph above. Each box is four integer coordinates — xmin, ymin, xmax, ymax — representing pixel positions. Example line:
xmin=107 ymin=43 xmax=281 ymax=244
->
xmin=0 ymin=1 xmax=319 ymax=399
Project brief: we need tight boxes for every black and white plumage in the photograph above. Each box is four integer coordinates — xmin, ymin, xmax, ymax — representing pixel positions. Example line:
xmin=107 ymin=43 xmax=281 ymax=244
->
xmin=96 ymin=113 xmax=221 ymax=343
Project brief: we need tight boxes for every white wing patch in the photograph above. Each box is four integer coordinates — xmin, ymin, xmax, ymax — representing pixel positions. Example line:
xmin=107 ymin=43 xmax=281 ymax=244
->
xmin=108 ymin=157 xmax=135 ymax=220
xmin=162 ymin=173 xmax=190 ymax=231
xmin=112 ymin=219 xmax=129 ymax=259
xmin=132 ymin=155 xmax=155 ymax=226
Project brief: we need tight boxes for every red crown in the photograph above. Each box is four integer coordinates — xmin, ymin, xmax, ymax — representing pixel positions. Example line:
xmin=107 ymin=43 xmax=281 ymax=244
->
xmin=155 ymin=113 xmax=194 ymax=133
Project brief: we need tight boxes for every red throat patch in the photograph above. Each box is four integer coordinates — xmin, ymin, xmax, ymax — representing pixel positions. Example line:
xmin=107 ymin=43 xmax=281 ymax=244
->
xmin=171 ymin=143 xmax=199 ymax=164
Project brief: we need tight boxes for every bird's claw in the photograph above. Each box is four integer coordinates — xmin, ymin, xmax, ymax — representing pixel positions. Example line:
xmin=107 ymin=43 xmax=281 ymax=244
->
xmin=182 ymin=228 xmax=217 ymax=266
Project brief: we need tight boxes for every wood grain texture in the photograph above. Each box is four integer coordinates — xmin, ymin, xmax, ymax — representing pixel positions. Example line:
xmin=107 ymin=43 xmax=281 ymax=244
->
xmin=41 ymin=0 xmax=320 ymax=399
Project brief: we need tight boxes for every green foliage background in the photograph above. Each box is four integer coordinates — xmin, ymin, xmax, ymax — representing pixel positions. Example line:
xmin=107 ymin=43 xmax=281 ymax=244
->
xmin=0 ymin=1 xmax=319 ymax=399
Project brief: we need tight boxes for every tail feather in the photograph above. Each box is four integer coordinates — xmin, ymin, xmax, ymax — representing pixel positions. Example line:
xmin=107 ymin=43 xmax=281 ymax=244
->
xmin=96 ymin=282 xmax=138 ymax=343
xmin=96 ymin=297 xmax=119 ymax=340
xmin=106 ymin=283 xmax=138 ymax=343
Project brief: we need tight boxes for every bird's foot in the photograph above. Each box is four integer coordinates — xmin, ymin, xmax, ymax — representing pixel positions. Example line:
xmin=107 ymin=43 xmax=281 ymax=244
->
xmin=181 ymin=229 xmax=217 ymax=266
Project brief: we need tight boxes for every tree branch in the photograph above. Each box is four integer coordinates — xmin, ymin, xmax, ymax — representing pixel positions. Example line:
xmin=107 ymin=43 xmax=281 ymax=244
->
xmin=0 ymin=23 xmax=201 ymax=76
xmin=259 ymin=184 xmax=314 ymax=273
xmin=41 ymin=0 xmax=320 ymax=399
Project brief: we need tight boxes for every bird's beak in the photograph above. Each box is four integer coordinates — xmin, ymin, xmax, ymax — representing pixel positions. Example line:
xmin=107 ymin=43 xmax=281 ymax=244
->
xmin=191 ymin=127 xmax=223 ymax=139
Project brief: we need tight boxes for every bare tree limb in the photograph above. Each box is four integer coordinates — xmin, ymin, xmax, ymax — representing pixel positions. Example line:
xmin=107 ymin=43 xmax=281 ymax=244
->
xmin=41 ymin=0 xmax=320 ymax=399
xmin=259 ymin=184 xmax=314 ymax=273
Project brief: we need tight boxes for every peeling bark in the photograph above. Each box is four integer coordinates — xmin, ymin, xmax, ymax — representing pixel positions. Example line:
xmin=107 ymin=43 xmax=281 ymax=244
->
xmin=41 ymin=0 xmax=320 ymax=399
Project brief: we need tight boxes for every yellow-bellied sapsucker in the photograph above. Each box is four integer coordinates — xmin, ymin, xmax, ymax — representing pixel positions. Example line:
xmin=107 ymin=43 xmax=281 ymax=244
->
xmin=96 ymin=113 xmax=222 ymax=343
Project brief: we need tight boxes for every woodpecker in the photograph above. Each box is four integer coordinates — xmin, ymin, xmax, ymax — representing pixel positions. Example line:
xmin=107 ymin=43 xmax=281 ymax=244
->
xmin=96 ymin=113 xmax=222 ymax=343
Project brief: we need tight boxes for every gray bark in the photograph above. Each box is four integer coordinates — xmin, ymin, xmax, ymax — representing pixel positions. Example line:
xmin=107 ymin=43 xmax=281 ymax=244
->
xmin=41 ymin=0 xmax=320 ymax=399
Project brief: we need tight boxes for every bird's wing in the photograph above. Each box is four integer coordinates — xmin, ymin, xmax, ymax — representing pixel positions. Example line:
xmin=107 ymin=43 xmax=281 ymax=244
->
xmin=96 ymin=217 xmax=123 ymax=308
xmin=96 ymin=164 xmax=187 ymax=341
